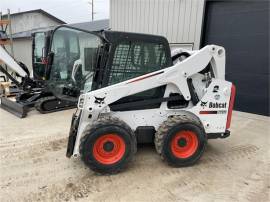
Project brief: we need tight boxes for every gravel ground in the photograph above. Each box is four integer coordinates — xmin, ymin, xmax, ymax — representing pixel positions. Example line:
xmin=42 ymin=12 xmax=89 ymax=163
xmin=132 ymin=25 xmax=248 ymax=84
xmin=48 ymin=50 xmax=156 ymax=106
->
xmin=0 ymin=108 xmax=269 ymax=202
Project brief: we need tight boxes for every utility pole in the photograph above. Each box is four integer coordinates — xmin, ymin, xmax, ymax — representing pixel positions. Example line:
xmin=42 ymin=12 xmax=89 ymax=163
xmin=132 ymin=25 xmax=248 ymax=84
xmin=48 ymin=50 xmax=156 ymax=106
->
xmin=88 ymin=0 xmax=94 ymax=21
xmin=7 ymin=9 xmax=14 ymax=57
xmin=92 ymin=0 xmax=94 ymax=21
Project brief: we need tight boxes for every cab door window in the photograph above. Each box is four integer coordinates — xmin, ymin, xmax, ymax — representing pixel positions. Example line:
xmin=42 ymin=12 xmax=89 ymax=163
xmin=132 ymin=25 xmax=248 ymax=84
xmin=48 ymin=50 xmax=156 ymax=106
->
xmin=108 ymin=41 xmax=170 ymax=111
xmin=108 ymin=42 xmax=168 ymax=85
xmin=33 ymin=32 xmax=46 ymax=79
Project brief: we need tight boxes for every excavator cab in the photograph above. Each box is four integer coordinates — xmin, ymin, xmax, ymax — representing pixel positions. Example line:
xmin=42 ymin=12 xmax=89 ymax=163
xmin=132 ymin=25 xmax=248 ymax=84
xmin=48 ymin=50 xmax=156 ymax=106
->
xmin=46 ymin=26 xmax=102 ymax=102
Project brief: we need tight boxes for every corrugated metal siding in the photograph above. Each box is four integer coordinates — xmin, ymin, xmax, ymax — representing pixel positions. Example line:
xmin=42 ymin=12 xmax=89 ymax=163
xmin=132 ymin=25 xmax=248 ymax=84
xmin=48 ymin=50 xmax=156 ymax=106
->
xmin=110 ymin=0 xmax=205 ymax=49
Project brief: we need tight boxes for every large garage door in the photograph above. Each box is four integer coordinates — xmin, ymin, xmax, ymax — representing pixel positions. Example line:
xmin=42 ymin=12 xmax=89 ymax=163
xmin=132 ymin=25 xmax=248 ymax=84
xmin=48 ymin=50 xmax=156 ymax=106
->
xmin=201 ymin=1 xmax=269 ymax=116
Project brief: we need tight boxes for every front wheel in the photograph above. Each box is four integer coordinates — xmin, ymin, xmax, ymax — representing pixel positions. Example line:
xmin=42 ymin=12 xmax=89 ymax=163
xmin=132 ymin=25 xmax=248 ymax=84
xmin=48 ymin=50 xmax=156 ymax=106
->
xmin=155 ymin=116 xmax=207 ymax=167
xmin=80 ymin=117 xmax=137 ymax=174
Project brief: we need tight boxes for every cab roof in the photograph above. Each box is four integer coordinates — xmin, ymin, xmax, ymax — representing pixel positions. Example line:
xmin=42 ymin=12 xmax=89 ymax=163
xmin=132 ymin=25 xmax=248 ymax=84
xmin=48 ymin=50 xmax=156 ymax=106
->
xmin=101 ymin=30 xmax=170 ymax=45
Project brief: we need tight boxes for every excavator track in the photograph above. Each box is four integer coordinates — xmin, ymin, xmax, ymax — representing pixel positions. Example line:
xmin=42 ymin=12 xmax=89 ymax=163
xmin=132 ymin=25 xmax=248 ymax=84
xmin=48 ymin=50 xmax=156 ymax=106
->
xmin=35 ymin=96 xmax=76 ymax=114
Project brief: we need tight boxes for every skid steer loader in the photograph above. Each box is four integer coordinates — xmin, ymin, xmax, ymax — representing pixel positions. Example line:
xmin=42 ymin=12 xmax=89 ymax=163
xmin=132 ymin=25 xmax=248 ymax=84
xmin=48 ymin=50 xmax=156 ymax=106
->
xmin=52 ymin=30 xmax=236 ymax=174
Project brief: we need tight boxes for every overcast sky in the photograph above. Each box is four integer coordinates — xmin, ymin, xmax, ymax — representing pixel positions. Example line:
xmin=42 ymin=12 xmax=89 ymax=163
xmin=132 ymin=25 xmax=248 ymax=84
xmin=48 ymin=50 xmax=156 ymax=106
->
xmin=0 ymin=0 xmax=109 ymax=23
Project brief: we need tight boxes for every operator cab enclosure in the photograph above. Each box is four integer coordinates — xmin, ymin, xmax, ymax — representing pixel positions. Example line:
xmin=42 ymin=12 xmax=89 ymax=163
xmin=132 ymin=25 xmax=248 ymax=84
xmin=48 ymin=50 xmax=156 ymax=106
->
xmin=46 ymin=27 xmax=173 ymax=104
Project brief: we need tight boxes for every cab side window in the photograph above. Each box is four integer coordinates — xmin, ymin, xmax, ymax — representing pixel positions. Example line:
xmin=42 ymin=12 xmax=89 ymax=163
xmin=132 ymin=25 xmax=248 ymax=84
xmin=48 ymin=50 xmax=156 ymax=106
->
xmin=108 ymin=41 xmax=170 ymax=111
xmin=108 ymin=42 xmax=168 ymax=85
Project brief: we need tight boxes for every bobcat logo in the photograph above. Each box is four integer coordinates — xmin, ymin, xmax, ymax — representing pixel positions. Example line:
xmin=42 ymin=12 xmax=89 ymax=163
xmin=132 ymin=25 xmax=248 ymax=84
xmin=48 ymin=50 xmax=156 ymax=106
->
xmin=94 ymin=96 xmax=105 ymax=104
xmin=213 ymin=85 xmax=219 ymax=93
xmin=200 ymin=101 xmax=208 ymax=108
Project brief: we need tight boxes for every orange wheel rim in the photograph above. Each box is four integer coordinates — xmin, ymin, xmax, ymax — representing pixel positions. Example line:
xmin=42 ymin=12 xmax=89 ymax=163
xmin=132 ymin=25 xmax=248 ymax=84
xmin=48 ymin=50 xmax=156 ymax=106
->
xmin=93 ymin=134 xmax=125 ymax=164
xmin=170 ymin=131 xmax=198 ymax=158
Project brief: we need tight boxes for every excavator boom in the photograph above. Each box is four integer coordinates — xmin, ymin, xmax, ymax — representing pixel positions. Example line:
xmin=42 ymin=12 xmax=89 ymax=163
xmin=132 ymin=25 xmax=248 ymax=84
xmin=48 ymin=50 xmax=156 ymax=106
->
xmin=0 ymin=46 xmax=40 ymax=118
xmin=0 ymin=46 xmax=27 ymax=78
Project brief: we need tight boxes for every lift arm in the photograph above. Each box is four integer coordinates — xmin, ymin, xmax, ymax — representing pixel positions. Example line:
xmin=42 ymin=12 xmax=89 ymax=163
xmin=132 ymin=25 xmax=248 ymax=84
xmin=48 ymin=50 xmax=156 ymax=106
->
xmin=82 ymin=45 xmax=225 ymax=109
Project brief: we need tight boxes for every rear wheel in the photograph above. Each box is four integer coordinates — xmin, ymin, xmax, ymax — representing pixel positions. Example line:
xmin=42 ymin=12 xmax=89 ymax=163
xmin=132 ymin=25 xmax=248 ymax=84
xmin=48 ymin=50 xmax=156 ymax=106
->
xmin=80 ymin=117 xmax=136 ymax=174
xmin=170 ymin=130 xmax=199 ymax=159
xmin=155 ymin=115 xmax=206 ymax=167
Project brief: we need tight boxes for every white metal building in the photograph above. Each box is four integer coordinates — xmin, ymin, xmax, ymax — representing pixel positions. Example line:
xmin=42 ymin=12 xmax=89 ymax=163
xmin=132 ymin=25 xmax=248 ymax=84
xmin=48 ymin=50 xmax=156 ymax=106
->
xmin=110 ymin=0 xmax=269 ymax=116
xmin=2 ymin=9 xmax=65 ymax=72
xmin=110 ymin=0 xmax=204 ymax=50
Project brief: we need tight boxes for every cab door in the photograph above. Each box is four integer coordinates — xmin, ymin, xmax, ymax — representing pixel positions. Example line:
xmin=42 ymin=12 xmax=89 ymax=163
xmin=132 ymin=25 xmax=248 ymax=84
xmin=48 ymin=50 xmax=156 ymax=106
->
xmin=32 ymin=32 xmax=48 ymax=80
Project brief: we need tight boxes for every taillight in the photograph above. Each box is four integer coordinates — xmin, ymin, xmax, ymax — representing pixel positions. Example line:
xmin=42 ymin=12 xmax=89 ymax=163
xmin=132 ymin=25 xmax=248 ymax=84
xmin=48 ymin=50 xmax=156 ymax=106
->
xmin=226 ymin=84 xmax=236 ymax=129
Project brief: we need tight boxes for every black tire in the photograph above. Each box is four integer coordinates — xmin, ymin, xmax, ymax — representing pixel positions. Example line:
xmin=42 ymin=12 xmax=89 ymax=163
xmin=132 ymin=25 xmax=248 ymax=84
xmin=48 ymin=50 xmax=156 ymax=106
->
xmin=155 ymin=115 xmax=206 ymax=167
xmin=80 ymin=116 xmax=137 ymax=174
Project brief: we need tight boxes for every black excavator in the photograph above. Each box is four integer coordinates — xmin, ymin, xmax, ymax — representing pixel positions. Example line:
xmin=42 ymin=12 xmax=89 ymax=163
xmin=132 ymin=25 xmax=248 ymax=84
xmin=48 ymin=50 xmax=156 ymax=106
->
xmin=1 ymin=20 xmax=110 ymax=118
xmin=0 ymin=24 xmax=101 ymax=118
xmin=0 ymin=20 xmax=110 ymax=118
xmin=0 ymin=29 xmax=76 ymax=118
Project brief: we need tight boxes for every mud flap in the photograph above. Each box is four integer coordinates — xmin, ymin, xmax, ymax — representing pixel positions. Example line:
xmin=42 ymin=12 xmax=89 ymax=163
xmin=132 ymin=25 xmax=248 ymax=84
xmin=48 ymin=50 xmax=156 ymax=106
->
xmin=0 ymin=97 xmax=29 ymax=118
